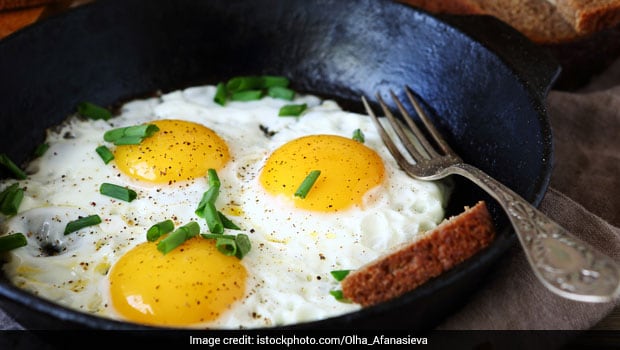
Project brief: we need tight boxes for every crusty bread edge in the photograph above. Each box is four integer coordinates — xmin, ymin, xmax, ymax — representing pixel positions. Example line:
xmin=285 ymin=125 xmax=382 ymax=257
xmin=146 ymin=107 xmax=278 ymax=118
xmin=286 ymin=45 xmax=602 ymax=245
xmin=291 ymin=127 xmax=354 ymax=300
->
xmin=546 ymin=0 xmax=620 ymax=34
xmin=341 ymin=201 xmax=495 ymax=307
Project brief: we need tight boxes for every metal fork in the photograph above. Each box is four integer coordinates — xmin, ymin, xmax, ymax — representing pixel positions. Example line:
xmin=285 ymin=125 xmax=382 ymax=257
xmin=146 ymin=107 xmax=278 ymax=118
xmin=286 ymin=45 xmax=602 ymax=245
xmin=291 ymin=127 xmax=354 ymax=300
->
xmin=362 ymin=87 xmax=620 ymax=303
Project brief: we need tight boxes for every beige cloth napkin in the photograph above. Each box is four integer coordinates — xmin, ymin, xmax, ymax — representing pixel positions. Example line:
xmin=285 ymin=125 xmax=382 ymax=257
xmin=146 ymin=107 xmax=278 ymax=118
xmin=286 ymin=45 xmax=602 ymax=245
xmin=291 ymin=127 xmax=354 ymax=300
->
xmin=0 ymin=59 xmax=618 ymax=336
xmin=437 ymin=58 xmax=620 ymax=331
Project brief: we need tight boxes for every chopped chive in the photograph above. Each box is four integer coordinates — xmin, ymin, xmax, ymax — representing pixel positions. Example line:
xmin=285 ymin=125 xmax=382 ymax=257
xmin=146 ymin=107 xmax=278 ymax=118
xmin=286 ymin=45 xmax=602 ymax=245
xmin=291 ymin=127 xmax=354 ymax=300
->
xmin=262 ymin=76 xmax=290 ymax=88
xmin=267 ymin=86 xmax=295 ymax=101
xmin=204 ymin=202 xmax=224 ymax=234
xmin=214 ymin=82 xmax=228 ymax=106
xmin=215 ymin=236 xmax=237 ymax=256
xmin=200 ymin=233 xmax=236 ymax=240
xmin=200 ymin=233 xmax=251 ymax=259
xmin=34 ymin=143 xmax=50 ymax=157
xmin=95 ymin=145 xmax=114 ymax=164
xmin=157 ymin=221 xmax=200 ymax=254
xmin=234 ymin=233 xmax=251 ymax=259
xmin=330 ymin=270 xmax=351 ymax=281
xmin=219 ymin=211 xmax=240 ymax=230
xmin=0 ymin=154 xmax=26 ymax=180
xmin=110 ymin=136 xmax=145 ymax=146
xmin=0 ymin=233 xmax=27 ymax=252
xmin=100 ymin=183 xmax=137 ymax=202
xmin=195 ymin=186 xmax=219 ymax=218
xmin=0 ymin=184 xmax=10 ymax=204
xmin=207 ymin=168 xmax=220 ymax=188
xmin=77 ymin=102 xmax=111 ymax=121
xmin=294 ymin=170 xmax=321 ymax=199
xmin=226 ymin=76 xmax=264 ymax=92
xmin=329 ymin=290 xmax=351 ymax=303
xmin=64 ymin=215 xmax=102 ymax=235
xmin=146 ymin=219 xmax=175 ymax=242
xmin=279 ymin=103 xmax=307 ymax=117
xmin=103 ymin=124 xmax=160 ymax=145
xmin=352 ymin=129 xmax=365 ymax=143
xmin=0 ymin=183 xmax=23 ymax=216
xmin=231 ymin=90 xmax=264 ymax=101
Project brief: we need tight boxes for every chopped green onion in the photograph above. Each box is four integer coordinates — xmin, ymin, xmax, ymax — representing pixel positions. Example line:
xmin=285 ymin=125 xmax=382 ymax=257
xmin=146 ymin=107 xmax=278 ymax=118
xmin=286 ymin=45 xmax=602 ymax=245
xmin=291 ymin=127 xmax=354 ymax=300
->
xmin=279 ymin=103 xmax=307 ymax=117
xmin=234 ymin=233 xmax=251 ymax=259
xmin=0 ymin=183 xmax=23 ymax=216
xmin=330 ymin=270 xmax=351 ymax=281
xmin=219 ymin=211 xmax=240 ymax=230
xmin=204 ymin=202 xmax=224 ymax=234
xmin=0 ymin=233 xmax=27 ymax=252
xmin=0 ymin=154 xmax=26 ymax=180
xmin=226 ymin=76 xmax=264 ymax=92
xmin=34 ymin=143 xmax=49 ymax=157
xmin=214 ymin=82 xmax=228 ymax=106
xmin=201 ymin=233 xmax=251 ymax=259
xmin=64 ymin=215 xmax=102 ymax=235
xmin=195 ymin=186 xmax=219 ymax=218
xmin=215 ymin=236 xmax=237 ymax=256
xmin=103 ymin=124 xmax=160 ymax=145
xmin=329 ymin=290 xmax=351 ymax=303
xmin=268 ymin=86 xmax=295 ymax=101
xmin=95 ymin=145 xmax=114 ymax=164
xmin=201 ymin=233 xmax=236 ymax=240
xmin=207 ymin=168 xmax=220 ymax=188
xmin=110 ymin=136 xmax=145 ymax=146
xmin=146 ymin=219 xmax=175 ymax=242
xmin=100 ymin=183 xmax=137 ymax=202
xmin=196 ymin=169 xmax=221 ymax=218
xmin=352 ymin=129 xmax=365 ymax=143
xmin=231 ymin=90 xmax=264 ymax=101
xmin=261 ymin=76 xmax=290 ymax=88
xmin=77 ymin=102 xmax=111 ymax=121
xmin=157 ymin=221 xmax=200 ymax=254
xmin=294 ymin=170 xmax=321 ymax=199
xmin=0 ymin=184 xmax=11 ymax=204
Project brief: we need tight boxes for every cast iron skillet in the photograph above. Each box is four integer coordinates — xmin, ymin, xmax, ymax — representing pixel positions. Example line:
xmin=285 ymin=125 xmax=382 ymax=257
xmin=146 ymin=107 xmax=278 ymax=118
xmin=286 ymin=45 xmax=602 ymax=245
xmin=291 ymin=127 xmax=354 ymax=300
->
xmin=0 ymin=0 xmax=559 ymax=331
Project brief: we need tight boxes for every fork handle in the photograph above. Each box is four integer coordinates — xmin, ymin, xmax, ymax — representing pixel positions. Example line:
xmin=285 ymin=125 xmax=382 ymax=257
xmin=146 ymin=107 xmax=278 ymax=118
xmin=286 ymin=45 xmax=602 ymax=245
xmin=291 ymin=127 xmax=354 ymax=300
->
xmin=453 ymin=163 xmax=620 ymax=302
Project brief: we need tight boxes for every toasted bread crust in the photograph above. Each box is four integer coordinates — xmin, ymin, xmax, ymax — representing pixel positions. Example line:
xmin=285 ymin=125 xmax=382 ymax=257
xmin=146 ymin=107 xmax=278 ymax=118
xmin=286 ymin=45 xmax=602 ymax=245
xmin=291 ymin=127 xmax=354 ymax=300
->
xmin=553 ymin=0 xmax=620 ymax=34
xmin=399 ymin=0 xmax=620 ymax=44
xmin=341 ymin=201 xmax=495 ymax=307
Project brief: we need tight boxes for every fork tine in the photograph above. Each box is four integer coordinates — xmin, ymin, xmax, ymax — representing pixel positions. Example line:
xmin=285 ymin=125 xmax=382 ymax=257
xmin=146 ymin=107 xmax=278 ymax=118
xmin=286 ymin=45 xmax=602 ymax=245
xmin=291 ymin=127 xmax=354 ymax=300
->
xmin=375 ymin=93 xmax=428 ymax=162
xmin=361 ymin=96 xmax=418 ymax=172
xmin=389 ymin=90 xmax=440 ymax=159
xmin=404 ymin=86 xmax=455 ymax=155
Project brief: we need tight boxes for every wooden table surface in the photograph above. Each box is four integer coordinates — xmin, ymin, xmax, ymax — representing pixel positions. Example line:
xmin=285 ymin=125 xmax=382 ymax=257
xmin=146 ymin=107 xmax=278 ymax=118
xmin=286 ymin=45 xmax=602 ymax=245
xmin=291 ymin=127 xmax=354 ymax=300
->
xmin=1 ymin=0 xmax=618 ymax=341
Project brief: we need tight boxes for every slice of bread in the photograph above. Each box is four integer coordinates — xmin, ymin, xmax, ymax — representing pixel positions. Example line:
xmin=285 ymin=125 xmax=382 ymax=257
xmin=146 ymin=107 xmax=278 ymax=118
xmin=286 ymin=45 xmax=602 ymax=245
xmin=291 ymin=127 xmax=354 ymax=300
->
xmin=399 ymin=0 xmax=620 ymax=44
xmin=399 ymin=0 xmax=579 ymax=44
xmin=0 ymin=0 xmax=59 ymax=11
xmin=341 ymin=201 xmax=495 ymax=307
xmin=547 ymin=0 xmax=620 ymax=34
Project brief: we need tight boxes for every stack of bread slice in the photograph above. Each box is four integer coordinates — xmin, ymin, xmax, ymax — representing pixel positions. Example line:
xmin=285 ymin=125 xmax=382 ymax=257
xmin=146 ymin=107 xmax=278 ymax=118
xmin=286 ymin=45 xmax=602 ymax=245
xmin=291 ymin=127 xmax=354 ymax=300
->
xmin=399 ymin=1 xmax=620 ymax=89
xmin=399 ymin=0 xmax=620 ymax=44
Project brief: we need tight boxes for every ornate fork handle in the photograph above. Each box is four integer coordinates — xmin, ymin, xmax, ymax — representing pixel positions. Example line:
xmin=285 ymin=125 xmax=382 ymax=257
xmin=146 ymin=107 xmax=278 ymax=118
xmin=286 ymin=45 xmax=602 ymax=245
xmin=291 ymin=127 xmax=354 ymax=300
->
xmin=451 ymin=163 xmax=620 ymax=302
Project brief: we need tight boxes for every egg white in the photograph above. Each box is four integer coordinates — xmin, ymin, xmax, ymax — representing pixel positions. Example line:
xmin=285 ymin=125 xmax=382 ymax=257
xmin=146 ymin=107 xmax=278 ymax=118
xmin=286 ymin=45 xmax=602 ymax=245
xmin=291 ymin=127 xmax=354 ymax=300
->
xmin=0 ymin=84 xmax=451 ymax=329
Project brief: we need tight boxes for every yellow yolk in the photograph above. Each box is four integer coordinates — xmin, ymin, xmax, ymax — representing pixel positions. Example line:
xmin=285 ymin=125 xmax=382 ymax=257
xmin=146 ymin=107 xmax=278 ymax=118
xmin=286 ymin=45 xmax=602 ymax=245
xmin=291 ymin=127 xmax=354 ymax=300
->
xmin=114 ymin=119 xmax=230 ymax=184
xmin=108 ymin=237 xmax=247 ymax=326
xmin=259 ymin=134 xmax=385 ymax=212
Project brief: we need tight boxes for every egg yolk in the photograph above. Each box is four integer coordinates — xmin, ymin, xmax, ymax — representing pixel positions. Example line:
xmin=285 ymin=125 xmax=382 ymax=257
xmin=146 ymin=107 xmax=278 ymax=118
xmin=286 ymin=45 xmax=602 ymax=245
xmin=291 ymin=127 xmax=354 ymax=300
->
xmin=109 ymin=237 xmax=247 ymax=326
xmin=114 ymin=119 xmax=230 ymax=184
xmin=259 ymin=134 xmax=385 ymax=212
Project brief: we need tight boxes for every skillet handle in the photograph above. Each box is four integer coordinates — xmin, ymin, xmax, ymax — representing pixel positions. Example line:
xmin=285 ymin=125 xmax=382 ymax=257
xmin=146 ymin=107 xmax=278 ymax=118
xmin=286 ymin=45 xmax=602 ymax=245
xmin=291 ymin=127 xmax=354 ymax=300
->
xmin=440 ymin=14 xmax=562 ymax=99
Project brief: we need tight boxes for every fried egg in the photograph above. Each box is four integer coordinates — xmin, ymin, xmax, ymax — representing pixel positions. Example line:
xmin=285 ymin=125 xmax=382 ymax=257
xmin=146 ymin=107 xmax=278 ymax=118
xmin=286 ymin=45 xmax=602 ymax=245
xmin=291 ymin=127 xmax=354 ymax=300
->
xmin=0 ymin=83 xmax=451 ymax=328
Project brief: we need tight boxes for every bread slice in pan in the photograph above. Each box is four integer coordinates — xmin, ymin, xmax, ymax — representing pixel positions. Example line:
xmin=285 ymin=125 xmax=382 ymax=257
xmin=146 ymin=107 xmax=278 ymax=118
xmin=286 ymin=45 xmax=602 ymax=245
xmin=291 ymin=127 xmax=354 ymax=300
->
xmin=341 ymin=201 xmax=495 ymax=307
